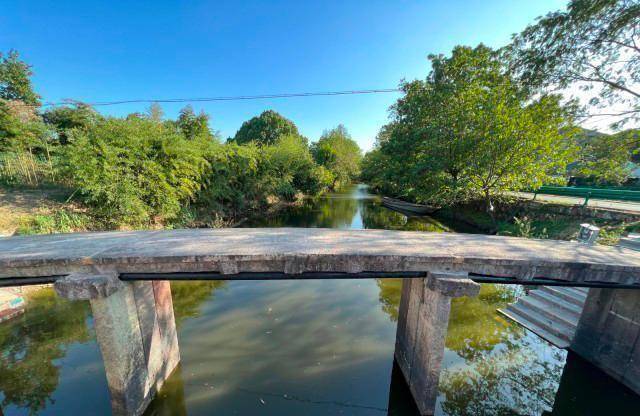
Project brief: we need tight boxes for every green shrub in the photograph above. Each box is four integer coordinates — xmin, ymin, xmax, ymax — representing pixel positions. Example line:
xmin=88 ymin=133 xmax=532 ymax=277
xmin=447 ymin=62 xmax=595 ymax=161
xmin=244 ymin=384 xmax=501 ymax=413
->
xmin=311 ymin=125 xmax=362 ymax=189
xmin=60 ymin=117 xmax=211 ymax=226
xmin=196 ymin=143 xmax=266 ymax=217
xmin=195 ymin=135 xmax=330 ymax=219
xmin=263 ymin=134 xmax=324 ymax=197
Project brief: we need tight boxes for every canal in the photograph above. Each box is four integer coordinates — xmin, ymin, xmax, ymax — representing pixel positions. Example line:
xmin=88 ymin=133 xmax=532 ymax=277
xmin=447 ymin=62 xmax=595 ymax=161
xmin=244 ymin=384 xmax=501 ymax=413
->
xmin=1 ymin=185 xmax=639 ymax=415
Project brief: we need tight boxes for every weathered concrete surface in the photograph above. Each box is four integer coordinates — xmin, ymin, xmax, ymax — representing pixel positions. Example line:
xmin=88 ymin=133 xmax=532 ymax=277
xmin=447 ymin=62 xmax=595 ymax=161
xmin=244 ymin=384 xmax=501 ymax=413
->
xmin=60 ymin=278 xmax=179 ymax=416
xmin=571 ymin=288 xmax=640 ymax=395
xmin=1 ymin=228 xmax=640 ymax=284
xmin=395 ymin=272 xmax=480 ymax=415
xmin=54 ymin=272 xmax=123 ymax=300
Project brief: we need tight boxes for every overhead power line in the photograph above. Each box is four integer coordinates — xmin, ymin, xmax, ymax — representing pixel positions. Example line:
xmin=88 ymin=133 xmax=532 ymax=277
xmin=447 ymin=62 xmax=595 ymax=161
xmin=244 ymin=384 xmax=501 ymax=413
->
xmin=35 ymin=88 xmax=402 ymax=108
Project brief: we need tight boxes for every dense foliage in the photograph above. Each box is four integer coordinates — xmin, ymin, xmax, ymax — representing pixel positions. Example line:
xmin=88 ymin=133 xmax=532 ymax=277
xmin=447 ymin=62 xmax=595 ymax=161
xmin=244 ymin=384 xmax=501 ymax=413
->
xmin=231 ymin=110 xmax=304 ymax=145
xmin=362 ymin=45 xmax=574 ymax=210
xmin=42 ymin=103 xmax=102 ymax=144
xmin=0 ymin=50 xmax=356 ymax=230
xmin=195 ymin=135 xmax=330 ymax=221
xmin=60 ymin=117 xmax=212 ymax=226
xmin=0 ymin=50 xmax=40 ymax=105
xmin=311 ymin=125 xmax=362 ymax=189
xmin=567 ymin=128 xmax=636 ymax=184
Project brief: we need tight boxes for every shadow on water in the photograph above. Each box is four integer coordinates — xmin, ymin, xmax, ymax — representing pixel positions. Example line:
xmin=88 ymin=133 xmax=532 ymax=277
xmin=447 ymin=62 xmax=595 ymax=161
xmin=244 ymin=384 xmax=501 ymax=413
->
xmin=2 ymin=184 xmax=640 ymax=415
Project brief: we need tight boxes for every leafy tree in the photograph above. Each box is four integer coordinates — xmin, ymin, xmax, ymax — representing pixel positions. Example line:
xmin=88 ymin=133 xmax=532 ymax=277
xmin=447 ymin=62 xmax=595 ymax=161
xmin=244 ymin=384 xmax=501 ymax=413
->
xmin=0 ymin=50 xmax=40 ymax=106
xmin=196 ymin=142 xmax=268 ymax=219
xmin=176 ymin=105 xmax=213 ymax=140
xmin=509 ymin=0 xmax=640 ymax=128
xmin=264 ymin=134 xmax=330 ymax=198
xmin=232 ymin=110 xmax=304 ymax=145
xmin=568 ymin=128 xmax=634 ymax=184
xmin=364 ymin=45 xmax=574 ymax=212
xmin=61 ymin=117 xmax=211 ymax=226
xmin=311 ymin=125 xmax=362 ymax=189
xmin=0 ymin=51 xmax=49 ymax=153
xmin=360 ymin=126 xmax=398 ymax=196
xmin=0 ymin=99 xmax=50 ymax=152
xmin=146 ymin=103 xmax=164 ymax=122
xmin=196 ymin=135 xmax=329 ymax=220
xmin=42 ymin=103 xmax=101 ymax=144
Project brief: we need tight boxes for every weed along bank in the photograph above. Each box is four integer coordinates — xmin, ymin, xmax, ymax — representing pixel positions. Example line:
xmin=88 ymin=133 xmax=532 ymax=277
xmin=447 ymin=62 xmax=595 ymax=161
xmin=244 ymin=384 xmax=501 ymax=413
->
xmin=2 ymin=227 xmax=640 ymax=415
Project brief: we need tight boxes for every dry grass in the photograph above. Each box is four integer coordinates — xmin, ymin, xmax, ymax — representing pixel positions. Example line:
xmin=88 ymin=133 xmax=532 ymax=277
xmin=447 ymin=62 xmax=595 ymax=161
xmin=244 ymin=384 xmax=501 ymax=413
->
xmin=0 ymin=152 xmax=55 ymax=186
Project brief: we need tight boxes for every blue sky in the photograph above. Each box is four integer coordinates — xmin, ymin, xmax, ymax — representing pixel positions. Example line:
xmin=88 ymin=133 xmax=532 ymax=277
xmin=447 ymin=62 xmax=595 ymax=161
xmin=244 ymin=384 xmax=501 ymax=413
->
xmin=1 ymin=0 xmax=567 ymax=150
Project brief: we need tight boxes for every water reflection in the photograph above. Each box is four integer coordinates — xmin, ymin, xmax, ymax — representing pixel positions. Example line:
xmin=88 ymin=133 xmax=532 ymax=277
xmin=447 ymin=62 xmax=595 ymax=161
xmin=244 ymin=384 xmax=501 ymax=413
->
xmin=170 ymin=281 xmax=227 ymax=327
xmin=0 ymin=288 xmax=103 ymax=415
xmin=439 ymin=335 xmax=565 ymax=416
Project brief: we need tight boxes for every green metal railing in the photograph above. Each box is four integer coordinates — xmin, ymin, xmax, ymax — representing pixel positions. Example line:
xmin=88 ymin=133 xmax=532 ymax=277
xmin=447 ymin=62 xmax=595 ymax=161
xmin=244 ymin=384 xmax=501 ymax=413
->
xmin=533 ymin=186 xmax=640 ymax=206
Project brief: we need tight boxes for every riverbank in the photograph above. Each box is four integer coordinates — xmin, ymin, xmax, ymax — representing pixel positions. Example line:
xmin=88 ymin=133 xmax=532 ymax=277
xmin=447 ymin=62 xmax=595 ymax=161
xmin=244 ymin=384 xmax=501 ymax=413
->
xmin=0 ymin=185 xmax=313 ymax=236
xmin=434 ymin=197 xmax=640 ymax=245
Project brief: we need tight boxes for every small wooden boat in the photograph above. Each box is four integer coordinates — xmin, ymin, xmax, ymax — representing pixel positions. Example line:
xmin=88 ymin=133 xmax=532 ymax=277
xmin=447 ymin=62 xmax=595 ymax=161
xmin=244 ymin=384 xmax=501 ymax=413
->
xmin=381 ymin=196 xmax=439 ymax=216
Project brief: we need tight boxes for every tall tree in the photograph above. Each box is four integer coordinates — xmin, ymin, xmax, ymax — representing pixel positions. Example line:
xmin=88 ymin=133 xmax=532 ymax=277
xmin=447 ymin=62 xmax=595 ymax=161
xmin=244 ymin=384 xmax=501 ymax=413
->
xmin=312 ymin=125 xmax=362 ymax=188
xmin=232 ymin=110 xmax=304 ymax=145
xmin=509 ymin=0 xmax=640 ymax=128
xmin=0 ymin=50 xmax=40 ymax=106
xmin=365 ymin=45 xmax=574 ymax=211
xmin=146 ymin=103 xmax=164 ymax=122
xmin=176 ymin=105 xmax=212 ymax=140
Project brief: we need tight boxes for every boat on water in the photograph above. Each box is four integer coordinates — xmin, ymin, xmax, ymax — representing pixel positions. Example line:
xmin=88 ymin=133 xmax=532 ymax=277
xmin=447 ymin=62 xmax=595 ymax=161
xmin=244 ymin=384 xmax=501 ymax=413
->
xmin=381 ymin=196 xmax=439 ymax=216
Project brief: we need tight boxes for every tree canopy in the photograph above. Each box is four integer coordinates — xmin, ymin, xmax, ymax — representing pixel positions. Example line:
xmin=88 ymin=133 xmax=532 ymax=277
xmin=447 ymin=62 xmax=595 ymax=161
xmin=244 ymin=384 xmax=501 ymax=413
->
xmin=363 ymin=45 xmax=574 ymax=209
xmin=42 ymin=103 xmax=102 ymax=144
xmin=311 ymin=125 xmax=362 ymax=189
xmin=231 ymin=110 xmax=303 ymax=145
xmin=509 ymin=0 xmax=640 ymax=129
xmin=567 ymin=127 xmax=637 ymax=184
xmin=175 ymin=105 xmax=214 ymax=140
xmin=0 ymin=50 xmax=40 ymax=106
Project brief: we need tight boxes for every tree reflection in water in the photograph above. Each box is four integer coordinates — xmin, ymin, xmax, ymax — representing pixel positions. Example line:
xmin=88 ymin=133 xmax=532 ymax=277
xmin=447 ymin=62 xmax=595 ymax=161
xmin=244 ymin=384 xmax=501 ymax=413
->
xmin=378 ymin=279 xmax=568 ymax=415
xmin=171 ymin=281 xmax=227 ymax=327
xmin=377 ymin=280 xmax=522 ymax=359
xmin=0 ymin=282 xmax=228 ymax=416
xmin=438 ymin=338 xmax=565 ymax=416
xmin=243 ymin=191 xmax=361 ymax=229
xmin=0 ymin=288 xmax=92 ymax=414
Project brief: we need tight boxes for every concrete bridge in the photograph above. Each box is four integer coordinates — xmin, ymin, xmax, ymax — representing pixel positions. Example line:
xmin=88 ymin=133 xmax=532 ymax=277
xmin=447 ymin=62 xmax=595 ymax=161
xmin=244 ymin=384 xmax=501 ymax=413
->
xmin=1 ymin=227 xmax=640 ymax=415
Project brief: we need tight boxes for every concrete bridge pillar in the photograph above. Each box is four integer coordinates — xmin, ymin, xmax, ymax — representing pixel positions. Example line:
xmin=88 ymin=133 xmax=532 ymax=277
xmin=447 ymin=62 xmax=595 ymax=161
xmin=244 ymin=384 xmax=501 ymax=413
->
xmin=571 ymin=288 xmax=640 ymax=395
xmin=55 ymin=273 xmax=179 ymax=416
xmin=394 ymin=271 xmax=480 ymax=415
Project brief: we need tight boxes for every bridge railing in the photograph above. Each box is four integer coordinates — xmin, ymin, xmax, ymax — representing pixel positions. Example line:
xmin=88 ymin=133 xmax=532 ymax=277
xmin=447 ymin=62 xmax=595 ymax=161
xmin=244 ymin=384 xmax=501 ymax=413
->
xmin=534 ymin=185 xmax=640 ymax=206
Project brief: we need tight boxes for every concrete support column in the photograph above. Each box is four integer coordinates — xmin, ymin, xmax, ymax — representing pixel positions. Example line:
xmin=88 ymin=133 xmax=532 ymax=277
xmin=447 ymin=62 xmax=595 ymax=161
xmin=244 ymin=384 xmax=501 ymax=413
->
xmin=55 ymin=273 xmax=180 ymax=416
xmin=570 ymin=288 xmax=640 ymax=395
xmin=394 ymin=271 xmax=480 ymax=416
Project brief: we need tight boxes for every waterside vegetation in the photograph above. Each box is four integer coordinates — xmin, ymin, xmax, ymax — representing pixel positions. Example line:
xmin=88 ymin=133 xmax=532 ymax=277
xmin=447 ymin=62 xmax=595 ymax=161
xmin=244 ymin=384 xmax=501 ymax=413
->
xmin=0 ymin=52 xmax=363 ymax=233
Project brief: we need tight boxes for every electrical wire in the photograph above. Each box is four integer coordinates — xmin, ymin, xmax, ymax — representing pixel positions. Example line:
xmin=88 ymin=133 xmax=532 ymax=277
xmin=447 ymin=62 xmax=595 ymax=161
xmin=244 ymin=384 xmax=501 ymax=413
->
xmin=31 ymin=88 xmax=402 ymax=108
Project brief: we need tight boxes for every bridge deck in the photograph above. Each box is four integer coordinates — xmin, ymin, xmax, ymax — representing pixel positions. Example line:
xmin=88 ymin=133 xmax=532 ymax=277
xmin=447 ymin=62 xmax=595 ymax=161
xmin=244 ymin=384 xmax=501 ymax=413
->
xmin=1 ymin=228 xmax=640 ymax=284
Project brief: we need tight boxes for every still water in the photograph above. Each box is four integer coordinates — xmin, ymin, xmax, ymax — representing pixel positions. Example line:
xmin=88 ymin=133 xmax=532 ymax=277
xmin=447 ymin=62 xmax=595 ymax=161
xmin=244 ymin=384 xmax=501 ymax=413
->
xmin=1 ymin=185 xmax=639 ymax=415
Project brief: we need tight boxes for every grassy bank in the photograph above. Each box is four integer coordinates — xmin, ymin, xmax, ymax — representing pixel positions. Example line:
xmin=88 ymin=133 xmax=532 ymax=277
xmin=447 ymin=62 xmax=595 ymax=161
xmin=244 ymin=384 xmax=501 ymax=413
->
xmin=1 ymin=185 xmax=310 ymax=236
xmin=436 ymin=199 xmax=640 ymax=246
